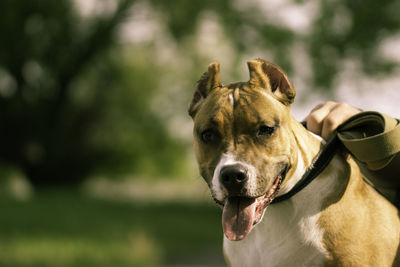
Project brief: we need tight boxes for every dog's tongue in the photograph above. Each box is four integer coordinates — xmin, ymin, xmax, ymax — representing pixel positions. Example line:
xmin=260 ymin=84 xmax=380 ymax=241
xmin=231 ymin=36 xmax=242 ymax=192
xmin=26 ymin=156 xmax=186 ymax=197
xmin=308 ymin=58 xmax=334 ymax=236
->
xmin=222 ymin=197 xmax=256 ymax=241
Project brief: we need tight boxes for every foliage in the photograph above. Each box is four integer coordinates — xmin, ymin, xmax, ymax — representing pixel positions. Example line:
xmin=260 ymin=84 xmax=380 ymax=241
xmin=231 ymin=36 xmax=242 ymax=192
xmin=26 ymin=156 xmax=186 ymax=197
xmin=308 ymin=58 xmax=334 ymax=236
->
xmin=85 ymin=50 xmax=188 ymax=177
xmin=151 ymin=0 xmax=400 ymax=90
xmin=0 ymin=0 xmax=186 ymax=186
xmin=0 ymin=0 xmax=399 ymax=186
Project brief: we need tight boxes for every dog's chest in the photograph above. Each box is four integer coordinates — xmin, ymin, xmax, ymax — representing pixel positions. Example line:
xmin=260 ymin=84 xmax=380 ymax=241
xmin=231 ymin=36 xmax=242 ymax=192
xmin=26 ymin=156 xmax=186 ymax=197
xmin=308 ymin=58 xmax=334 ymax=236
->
xmin=223 ymin=205 xmax=327 ymax=266
xmin=222 ymin=162 xmax=343 ymax=267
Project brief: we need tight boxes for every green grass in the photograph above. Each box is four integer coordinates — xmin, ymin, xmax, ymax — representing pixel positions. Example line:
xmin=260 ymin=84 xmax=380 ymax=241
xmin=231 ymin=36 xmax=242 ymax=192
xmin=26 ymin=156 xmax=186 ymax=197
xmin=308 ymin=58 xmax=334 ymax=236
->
xmin=0 ymin=191 xmax=225 ymax=267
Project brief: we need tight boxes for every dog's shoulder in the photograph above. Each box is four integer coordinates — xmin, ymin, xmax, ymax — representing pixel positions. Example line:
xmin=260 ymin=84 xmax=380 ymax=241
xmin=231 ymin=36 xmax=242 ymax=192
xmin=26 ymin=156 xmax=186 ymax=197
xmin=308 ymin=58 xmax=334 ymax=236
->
xmin=318 ymin=154 xmax=400 ymax=266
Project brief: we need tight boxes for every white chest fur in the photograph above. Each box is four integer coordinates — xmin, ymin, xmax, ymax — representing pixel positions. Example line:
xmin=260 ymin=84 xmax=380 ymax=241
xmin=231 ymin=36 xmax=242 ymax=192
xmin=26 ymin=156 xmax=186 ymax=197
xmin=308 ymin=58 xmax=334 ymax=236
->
xmin=223 ymin=204 xmax=327 ymax=267
xmin=223 ymin=156 xmax=343 ymax=267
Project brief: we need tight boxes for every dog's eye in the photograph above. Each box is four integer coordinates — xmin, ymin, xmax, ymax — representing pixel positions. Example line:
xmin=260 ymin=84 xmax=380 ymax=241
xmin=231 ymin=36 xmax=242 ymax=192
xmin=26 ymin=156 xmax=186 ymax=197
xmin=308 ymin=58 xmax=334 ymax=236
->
xmin=257 ymin=125 xmax=275 ymax=137
xmin=200 ymin=130 xmax=218 ymax=144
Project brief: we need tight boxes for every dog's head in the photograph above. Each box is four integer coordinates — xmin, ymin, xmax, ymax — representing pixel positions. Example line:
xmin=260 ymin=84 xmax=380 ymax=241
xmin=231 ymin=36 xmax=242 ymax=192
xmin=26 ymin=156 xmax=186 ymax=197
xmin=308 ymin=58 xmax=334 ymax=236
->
xmin=189 ymin=59 xmax=300 ymax=241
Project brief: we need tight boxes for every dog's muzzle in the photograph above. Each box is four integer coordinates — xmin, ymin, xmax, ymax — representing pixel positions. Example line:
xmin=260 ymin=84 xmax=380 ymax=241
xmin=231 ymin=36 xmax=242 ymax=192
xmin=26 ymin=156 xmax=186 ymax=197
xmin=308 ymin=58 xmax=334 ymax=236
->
xmin=216 ymin=164 xmax=289 ymax=242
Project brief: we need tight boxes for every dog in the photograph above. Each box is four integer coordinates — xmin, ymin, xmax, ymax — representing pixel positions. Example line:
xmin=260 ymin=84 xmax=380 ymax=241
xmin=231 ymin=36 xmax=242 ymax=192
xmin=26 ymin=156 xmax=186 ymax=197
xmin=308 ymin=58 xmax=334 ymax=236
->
xmin=188 ymin=59 xmax=400 ymax=266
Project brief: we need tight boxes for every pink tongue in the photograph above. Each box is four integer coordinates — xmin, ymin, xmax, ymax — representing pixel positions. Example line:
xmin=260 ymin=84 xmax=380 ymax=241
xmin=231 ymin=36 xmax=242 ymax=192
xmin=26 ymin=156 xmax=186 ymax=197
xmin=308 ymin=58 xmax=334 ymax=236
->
xmin=222 ymin=197 xmax=256 ymax=241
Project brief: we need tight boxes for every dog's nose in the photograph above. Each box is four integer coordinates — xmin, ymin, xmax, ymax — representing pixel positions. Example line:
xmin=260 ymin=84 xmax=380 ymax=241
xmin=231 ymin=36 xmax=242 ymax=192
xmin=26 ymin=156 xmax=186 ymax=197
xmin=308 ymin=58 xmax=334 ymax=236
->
xmin=220 ymin=164 xmax=248 ymax=194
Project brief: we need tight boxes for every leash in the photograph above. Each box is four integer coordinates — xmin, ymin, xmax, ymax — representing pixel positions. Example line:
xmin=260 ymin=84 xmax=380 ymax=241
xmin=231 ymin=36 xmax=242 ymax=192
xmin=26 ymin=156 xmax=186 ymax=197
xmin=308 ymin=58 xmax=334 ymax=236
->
xmin=271 ymin=112 xmax=400 ymax=206
xmin=271 ymin=122 xmax=340 ymax=204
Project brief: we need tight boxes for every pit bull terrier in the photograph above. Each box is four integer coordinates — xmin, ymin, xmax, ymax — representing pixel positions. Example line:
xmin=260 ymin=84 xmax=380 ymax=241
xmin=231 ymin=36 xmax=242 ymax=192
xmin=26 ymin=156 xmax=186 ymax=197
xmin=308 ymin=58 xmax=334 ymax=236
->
xmin=188 ymin=59 xmax=400 ymax=266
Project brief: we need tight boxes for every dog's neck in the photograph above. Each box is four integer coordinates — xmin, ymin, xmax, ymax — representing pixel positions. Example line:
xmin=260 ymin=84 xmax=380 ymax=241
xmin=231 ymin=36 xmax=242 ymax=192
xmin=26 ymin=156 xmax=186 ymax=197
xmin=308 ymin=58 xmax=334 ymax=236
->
xmin=278 ymin=116 xmax=325 ymax=196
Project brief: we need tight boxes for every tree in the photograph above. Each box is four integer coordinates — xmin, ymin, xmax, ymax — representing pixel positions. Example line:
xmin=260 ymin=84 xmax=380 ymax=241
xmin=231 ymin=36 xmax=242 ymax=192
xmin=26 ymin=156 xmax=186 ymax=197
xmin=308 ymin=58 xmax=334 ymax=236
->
xmin=0 ymin=0 xmax=163 ymax=186
xmin=150 ymin=0 xmax=400 ymax=90
xmin=1 ymin=0 xmax=398 ymax=187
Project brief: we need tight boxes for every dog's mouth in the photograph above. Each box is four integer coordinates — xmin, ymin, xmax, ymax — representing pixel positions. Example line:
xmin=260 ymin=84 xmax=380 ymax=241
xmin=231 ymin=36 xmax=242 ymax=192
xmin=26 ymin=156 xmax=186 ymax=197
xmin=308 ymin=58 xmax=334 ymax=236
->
xmin=221 ymin=168 xmax=287 ymax=242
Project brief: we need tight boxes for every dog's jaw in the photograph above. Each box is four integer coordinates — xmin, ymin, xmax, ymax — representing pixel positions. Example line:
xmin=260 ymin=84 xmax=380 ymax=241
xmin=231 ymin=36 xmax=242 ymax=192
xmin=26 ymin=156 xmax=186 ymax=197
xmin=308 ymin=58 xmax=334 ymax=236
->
xmin=211 ymin=144 xmax=310 ymax=241
xmin=252 ymin=169 xmax=285 ymax=224
xmin=213 ymin=160 xmax=288 ymax=241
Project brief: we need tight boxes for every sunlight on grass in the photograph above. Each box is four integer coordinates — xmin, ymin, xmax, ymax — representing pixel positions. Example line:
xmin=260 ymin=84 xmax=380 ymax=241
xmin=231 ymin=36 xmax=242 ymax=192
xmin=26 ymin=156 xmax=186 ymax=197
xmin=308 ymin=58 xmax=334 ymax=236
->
xmin=128 ymin=232 xmax=162 ymax=265
xmin=0 ymin=233 xmax=161 ymax=267
xmin=0 ymin=191 xmax=224 ymax=267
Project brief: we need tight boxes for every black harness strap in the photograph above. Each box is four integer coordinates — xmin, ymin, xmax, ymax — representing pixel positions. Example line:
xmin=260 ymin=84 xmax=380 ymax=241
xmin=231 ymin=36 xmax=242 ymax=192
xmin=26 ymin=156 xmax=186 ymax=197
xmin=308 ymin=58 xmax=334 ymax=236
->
xmin=271 ymin=124 xmax=341 ymax=204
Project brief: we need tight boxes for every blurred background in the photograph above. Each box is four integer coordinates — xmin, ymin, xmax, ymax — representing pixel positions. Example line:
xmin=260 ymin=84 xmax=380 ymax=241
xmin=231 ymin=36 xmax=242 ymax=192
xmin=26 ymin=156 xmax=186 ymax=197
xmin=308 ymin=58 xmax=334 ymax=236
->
xmin=0 ymin=0 xmax=399 ymax=266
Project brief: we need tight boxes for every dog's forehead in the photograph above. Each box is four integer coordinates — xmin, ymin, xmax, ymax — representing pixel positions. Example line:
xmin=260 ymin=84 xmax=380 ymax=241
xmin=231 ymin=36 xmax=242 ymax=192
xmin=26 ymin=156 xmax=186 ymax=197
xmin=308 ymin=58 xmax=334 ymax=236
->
xmin=193 ymin=87 xmax=232 ymax=129
xmin=194 ymin=83 xmax=283 ymax=128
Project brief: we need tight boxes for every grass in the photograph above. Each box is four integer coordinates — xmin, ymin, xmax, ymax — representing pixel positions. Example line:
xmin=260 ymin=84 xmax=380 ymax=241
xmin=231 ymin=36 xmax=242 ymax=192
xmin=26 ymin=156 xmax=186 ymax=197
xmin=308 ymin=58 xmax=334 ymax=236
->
xmin=0 ymin=190 xmax=225 ymax=267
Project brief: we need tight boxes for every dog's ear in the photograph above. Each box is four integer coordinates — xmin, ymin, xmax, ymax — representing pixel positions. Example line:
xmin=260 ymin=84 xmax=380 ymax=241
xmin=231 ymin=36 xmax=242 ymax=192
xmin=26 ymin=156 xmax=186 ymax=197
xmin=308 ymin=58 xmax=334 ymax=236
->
xmin=247 ymin=59 xmax=295 ymax=105
xmin=188 ymin=62 xmax=222 ymax=117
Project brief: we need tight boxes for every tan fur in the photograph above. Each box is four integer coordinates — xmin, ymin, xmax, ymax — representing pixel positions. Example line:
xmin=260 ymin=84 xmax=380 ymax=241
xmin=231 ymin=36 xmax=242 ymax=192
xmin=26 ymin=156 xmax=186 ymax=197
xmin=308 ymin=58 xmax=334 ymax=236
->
xmin=318 ymin=155 xmax=400 ymax=266
xmin=189 ymin=60 xmax=400 ymax=266
xmin=291 ymin=119 xmax=400 ymax=266
xmin=193 ymin=83 xmax=297 ymax=196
